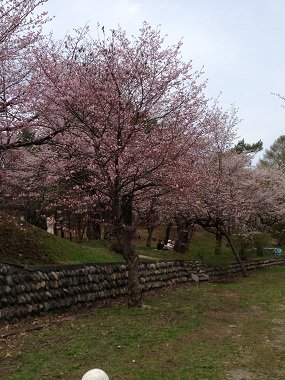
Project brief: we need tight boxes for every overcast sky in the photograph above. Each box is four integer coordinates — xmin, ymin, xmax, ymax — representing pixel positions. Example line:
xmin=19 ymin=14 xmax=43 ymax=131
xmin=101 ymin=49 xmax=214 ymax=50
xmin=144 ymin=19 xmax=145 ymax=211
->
xmin=42 ymin=0 xmax=285 ymax=159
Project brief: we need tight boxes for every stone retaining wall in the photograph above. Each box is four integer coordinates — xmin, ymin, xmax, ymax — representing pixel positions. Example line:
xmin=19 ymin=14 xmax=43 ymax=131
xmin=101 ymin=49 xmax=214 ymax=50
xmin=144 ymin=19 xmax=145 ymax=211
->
xmin=206 ymin=258 xmax=285 ymax=277
xmin=1 ymin=258 xmax=285 ymax=323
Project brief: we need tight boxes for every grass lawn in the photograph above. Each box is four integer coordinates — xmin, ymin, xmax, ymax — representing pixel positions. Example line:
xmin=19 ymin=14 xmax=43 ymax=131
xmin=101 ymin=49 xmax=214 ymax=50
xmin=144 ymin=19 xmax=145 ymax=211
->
xmin=133 ymin=228 xmax=235 ymax=266
xmin=133 ymin=228 xmax=274 ymax=267
xmin=1 ymin=266 xmax=285 ymax=380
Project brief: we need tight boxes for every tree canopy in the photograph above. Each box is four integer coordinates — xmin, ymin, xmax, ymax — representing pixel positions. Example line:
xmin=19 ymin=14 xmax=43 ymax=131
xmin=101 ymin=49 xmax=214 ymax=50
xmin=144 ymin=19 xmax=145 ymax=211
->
xmin=2 ymin=1 xmax=285 ymax=307
xmin=234 ymin=138 xmax=263 ymax=154
xmin=259 ymin=135 xmax=285 ymax=170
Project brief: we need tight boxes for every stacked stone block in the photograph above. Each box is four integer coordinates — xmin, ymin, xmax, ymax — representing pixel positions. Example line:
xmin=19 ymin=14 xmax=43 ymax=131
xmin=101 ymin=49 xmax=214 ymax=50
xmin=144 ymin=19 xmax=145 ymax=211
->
xmin=1 ymin=258 xmax=284 ymax=323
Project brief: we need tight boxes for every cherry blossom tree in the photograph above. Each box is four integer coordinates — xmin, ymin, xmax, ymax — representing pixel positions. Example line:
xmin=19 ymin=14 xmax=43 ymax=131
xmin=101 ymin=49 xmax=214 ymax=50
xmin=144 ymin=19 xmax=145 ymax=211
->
xmin=16 ymin=24 xmax=210 ymax=306
xmin=168 ymin=103 xmax=285 ymax=275
xmin=165 ymin=105 xmax=250 ymax=273
xmin=249 ymin=166 xmax=285 ymax=227
xmin=0 ymin=0 xmax=67 ymax=159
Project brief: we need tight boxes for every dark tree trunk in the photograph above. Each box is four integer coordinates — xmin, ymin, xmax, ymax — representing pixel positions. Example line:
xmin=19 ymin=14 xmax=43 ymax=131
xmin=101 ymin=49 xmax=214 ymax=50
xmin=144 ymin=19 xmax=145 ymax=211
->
xmin=214 ymin=230 xmax=222 ymax=255
xmin=76 ymin=215 xmax=82 ymax=242
xmin=127 ymin=252 xmax=141 ymax=307
xmin=87 ymin=220 xmax=102 ymax=240
xmin=146 ymin=225 xmax=154 ymax=247
xmin=116 ymin=230 xmax=142 ymax=307
xmin=67 ymin=214 xmax=72 ymax=241
xmin=164 ymin=223 xmax=172 ymax=244
xmin=174 ymin=222 xmax=189 ymax=253
xmin=80 ymin=223 xmax=86 ymax=242
xmin=239 ymin=246 xmax=247 ymax=261
xmin=113 ymin=192 xmax=142 ymax=307
xmin=103 ymin=223 xmax=112 ymax=240
xmin=188 ymin=224 xmax=195 ymax=244
xmin=93 ymin=222 xmax=101 ymax=239
xmin=223 ymin=232 xmax=247 ymax=277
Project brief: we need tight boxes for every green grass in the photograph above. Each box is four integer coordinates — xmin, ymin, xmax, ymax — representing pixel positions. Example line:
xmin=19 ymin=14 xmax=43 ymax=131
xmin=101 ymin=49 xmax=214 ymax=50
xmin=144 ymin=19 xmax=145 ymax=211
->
xmin=41 ymin=234 xmax=123 ymax=264
xmin=2 ymin=266 xmax=285 ymax=379
xmin=136 ymin=226 xmax=284 ymax=267
xmin=0 ymin=211 xmax=280 ymax=267
xmin=134 ymin=228 xmax=264 ymax=267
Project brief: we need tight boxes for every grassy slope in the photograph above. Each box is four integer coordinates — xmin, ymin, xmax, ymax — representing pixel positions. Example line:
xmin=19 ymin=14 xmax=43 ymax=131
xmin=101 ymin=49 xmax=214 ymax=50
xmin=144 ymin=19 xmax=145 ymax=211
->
xmin=1 ymin=266 xmax=285 ymax=380
xmin=40 ymin=234 xmax=124 ymax=264
xmin=0 ymin=212 xmax=123 ymax=266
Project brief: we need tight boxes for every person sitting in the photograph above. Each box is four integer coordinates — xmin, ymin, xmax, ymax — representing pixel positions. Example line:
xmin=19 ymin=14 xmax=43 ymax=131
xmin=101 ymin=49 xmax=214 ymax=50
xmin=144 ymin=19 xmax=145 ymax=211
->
xmin=157 ymin=240 xmax=165 ymax=250
xmin=166 ymin=240 xmax=174 ymax=249
xmin=162 ymin=240 xmax=174 ymax=250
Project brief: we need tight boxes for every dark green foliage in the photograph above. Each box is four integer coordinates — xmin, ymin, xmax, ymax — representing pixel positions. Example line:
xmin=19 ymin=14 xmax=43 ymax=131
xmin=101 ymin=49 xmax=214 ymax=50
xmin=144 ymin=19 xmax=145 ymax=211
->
xmin=234 ymin=138 xmax=263 ymax=154
xmin=259 ymin=135 xmax=285 ymax=170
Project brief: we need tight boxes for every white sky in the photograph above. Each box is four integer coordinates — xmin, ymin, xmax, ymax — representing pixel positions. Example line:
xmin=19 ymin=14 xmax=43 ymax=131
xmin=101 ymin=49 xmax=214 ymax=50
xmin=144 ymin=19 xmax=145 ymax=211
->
xmin=41 ymin=0 xmax=285 ymax=159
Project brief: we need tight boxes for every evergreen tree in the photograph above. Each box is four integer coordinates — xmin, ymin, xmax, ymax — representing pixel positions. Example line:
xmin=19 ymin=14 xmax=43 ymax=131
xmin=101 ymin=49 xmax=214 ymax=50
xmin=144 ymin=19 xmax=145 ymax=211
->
xmin=259 ymin=135 xmax=285 ymax=170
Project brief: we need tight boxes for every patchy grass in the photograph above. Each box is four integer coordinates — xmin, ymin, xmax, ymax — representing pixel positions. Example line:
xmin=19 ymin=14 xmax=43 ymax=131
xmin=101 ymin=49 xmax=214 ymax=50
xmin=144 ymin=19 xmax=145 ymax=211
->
xmin=1 ymin=266 xmax=285 ymax=379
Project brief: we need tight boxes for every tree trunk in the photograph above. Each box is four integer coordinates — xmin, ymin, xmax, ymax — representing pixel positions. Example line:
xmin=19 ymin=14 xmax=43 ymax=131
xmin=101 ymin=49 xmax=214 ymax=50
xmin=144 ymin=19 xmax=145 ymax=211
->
xmin=164 ymin=223 xmax=172 ymax=244
xmin=146 ymin=225 xmax=154 ymax=247
xmin=113 ymin=192 xmax=142 ymax=307
xmin=76 ymin=214 xmax=82 ymax=242
xmin=188 ymin=224 xmax=195 ymax=245
xmin=87 ymin=219 xmax=102 ymax=240
xmin=214 ymin=230 xmax=222 ymax=255
xmin=174 ymin=222 xmax=189 ymax=253
xmin=126 ymin=252 xmax=142 ymax=308
xmin=67 ymin=214 xmax=72 ymax=241
xmin=116 ymin=230 xmax=142 ymax=307
xmin=80 ymin=222 xmax=86 ymax=242
xmin=103 ymin=223 xmax=112 ymax=240
xmin=93 ymin=222 xmax=101 ymax=239
xmin=239 ymin=246 xmax=247 ymax=261
xmin=223 ymin=232 xmax=247 ymax=277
